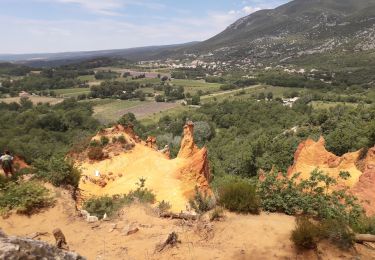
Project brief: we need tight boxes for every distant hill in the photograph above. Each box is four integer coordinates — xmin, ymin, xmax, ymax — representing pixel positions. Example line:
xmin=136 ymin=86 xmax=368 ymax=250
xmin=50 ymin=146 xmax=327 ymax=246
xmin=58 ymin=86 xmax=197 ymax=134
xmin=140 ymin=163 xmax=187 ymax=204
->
xmin=2 ymin=0 xmax=375 ymax=68
xmin=0 ymin=42 xmax=198 ymax=67
xmin=186 ymin=0 xmax=375 ymax=67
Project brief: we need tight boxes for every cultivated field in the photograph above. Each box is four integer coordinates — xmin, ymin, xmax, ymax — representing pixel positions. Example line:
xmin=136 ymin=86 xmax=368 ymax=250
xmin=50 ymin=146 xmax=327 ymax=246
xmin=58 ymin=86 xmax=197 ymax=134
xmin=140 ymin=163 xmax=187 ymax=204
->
xmin=0 ymin=96 xmax=63 ymax=105
xmin=54 ymin=88 xmax=90 ymax=98
xmin=92 ymin=99 xmax=180 ymax=124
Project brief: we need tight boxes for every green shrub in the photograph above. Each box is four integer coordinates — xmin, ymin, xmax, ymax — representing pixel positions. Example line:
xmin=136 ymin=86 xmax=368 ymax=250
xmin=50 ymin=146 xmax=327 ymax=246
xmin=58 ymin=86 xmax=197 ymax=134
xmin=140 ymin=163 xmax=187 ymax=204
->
xmin=210 ymin=207 xmax=225 ymax=221
xmin=34 ymin=156 xmax=81 ymax=188
xmin=291 ymin=217 xmax=321 ymax=250
xmin=83 ymin=195 xmax=132 ymax=219
xmin=258 ymin=169 xmax=363 ymax=221
xmin=89 ymin=140 xmax=100 ymax=147
xmin=351 ymin=216 xmax=375 ymax=235
xmin=189 ymin=187 xmax=215 ymax=213
xmin=118 ymin=135 xmax=127 ymax=144
xmin=218 ymin=181 xmax=260 ymax=214
xmin=128 ymin=178 xmax=156 ymax=203
xmin=321 ymin=219 xmax=354 ymax=249
xmin=88 ymin=147 xmax=104 ymax=161
xmin=100 ymin=136 xmax=109 ymax=146
xmin=0 ymin=181 xmax=54 ymax=215
xmin=157 ymin=200 xmax=171 ymax=213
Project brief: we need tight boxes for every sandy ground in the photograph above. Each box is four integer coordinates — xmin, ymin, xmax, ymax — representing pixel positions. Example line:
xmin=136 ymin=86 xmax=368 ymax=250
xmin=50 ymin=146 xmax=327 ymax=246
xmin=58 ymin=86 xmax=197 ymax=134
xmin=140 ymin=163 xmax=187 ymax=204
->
xmin=1 ymin=188 xmax=373 ymax=260
xmin=0 ymin=96 xmax=64 ymax=105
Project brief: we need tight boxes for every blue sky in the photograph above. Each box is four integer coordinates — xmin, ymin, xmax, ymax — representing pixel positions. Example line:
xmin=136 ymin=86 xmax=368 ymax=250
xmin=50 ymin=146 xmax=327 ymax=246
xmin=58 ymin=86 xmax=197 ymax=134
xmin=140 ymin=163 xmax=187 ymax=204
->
xmin=0 ymin=0 xmax=289 ymax=54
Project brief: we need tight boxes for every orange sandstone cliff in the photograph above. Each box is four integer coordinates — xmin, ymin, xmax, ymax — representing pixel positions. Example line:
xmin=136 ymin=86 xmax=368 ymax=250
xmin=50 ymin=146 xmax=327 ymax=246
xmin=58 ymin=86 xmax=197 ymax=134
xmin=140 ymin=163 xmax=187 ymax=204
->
xmin=75 ymin=122 xmax=210 ymax=212
xmin=288 ymin=137 xmax=375 ymax=215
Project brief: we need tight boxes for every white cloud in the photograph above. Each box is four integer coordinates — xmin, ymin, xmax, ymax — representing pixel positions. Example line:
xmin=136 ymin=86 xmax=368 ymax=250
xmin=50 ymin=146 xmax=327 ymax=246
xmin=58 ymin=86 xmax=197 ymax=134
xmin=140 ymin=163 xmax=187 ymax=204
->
xmin=242 ymin=6 xmax=261 ymax=15
xmin=55 ymin=0 xmax=123 ymax=15
xmin=0 ymin=2 xmax=273 ymax=53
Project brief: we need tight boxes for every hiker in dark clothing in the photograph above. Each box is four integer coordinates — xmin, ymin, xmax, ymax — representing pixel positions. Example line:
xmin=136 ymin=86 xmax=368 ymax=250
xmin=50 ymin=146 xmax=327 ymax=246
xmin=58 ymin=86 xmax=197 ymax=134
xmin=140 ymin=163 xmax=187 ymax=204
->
xmin=0 ymin=150 xmax=14 ymax=177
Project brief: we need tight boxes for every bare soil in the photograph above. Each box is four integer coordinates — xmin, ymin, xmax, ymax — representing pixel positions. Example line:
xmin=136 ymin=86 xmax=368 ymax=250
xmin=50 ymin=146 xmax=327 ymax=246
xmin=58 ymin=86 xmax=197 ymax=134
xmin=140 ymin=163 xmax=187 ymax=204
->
xmin=1 ymin=187 xmax=374 ymax=260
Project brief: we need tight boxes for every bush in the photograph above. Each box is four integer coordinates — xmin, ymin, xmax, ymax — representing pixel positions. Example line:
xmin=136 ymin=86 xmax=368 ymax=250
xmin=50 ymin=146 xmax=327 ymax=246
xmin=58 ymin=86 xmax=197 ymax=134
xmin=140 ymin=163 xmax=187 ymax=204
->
xmin=189 ymin=187 xmax=215 ymax=213
xmin=291 ymin=217 xmax=321 ymax=250
xmin=83 ymin=195 xmax=132 ymax=219
xmin=128 ymin=177 xmax=156 ymax=203
xmin=321 ymin=219 xmax=354 ymax=249
xmin=34 ymin=156 xmax=81 ymax=188
xmin=100 ymin=136 xmax=109 ymax=146
xmin=258 ymin=169 xmax=363 ymax=221
xmin=0 ymin=181 xmax=54 ymax=215
xmin=157 ymin=200 xmax=171 ymax=213
xmin=118 ymin=135 xmax=127 ymax=144
xmin=218 ymin=180 xmax=260 ymax=214
xmin=89 ymin=140 xmax=100 ymax=147
xmin=88 ymin=147 xmax=104 ymax=161
xmin=351 ymin=216 xmax=375 ymax=235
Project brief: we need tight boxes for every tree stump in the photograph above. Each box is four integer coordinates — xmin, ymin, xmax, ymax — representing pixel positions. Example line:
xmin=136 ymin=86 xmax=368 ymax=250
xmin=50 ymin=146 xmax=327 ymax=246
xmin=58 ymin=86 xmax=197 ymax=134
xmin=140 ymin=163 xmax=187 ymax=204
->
xmin=52 ymin=228 xmax=69 ymax=250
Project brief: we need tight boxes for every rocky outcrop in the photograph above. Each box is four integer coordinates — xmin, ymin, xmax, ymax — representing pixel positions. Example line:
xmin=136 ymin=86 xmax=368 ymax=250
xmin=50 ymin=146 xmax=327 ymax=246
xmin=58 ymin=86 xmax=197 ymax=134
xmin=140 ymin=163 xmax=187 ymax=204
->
xmin=177 ymin=121 xmax=211 ymax=191
xmin=287 ymin=137 xmax=363 ymax=187
xmin=288 ymin=137 xmax=375 ymax=215
xmin=0 ymin=229 xmax=85 ymax=259
xmin=352 ymin=147 xmax=375 ymax=216
xmin=177 ymin=121 xmax=199 ymax=159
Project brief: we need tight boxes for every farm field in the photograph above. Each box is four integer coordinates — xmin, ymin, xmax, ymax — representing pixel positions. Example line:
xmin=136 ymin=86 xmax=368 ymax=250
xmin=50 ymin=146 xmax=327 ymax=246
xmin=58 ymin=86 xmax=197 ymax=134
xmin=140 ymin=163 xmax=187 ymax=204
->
xmin=0 ymin=96 xmax=63 ymax=105
xmin=77 ymin=75 xmax=95 ymax=81
xmin=91 ymin=99 xmax=180 ymax=124
xmin=171 ymin=79 xmax=222 ymax=94
xmin=54 ymin=87 xmax=90 ymax=98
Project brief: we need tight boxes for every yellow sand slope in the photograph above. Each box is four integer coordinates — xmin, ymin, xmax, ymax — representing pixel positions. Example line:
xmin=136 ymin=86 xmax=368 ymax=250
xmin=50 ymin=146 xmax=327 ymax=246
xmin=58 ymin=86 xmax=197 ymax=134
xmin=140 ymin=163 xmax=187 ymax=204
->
xmin=76 ymin=122 xmax=210 ymax=212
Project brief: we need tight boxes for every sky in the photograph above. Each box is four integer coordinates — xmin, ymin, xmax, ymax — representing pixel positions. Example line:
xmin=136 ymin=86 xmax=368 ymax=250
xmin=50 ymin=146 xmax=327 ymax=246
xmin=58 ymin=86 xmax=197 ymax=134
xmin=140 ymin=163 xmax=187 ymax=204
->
xmin=0 ymin=0 xmax=289 ymax=54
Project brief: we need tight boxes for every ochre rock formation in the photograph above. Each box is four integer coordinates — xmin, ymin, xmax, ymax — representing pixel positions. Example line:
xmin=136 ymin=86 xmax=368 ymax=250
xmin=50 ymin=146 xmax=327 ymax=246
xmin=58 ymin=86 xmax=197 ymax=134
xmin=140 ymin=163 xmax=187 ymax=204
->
xmin=288 ymin=137 xmax=375 ymax=215
xmin=76 ymin=122 xmax=210 ymax=212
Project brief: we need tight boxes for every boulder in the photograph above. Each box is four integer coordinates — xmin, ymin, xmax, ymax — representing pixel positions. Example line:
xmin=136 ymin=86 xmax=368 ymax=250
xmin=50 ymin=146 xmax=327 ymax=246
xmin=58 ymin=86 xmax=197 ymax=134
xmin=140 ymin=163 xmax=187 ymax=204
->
xmin=0 ymin=229 xmax=85 ymax=259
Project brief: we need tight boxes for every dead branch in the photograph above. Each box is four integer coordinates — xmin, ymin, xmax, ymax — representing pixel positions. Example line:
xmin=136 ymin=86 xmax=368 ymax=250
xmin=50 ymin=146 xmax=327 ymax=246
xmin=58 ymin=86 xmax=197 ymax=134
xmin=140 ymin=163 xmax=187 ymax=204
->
xmin=160 ymin=212 xmax=197 ymax=221
xmin=355 ymin=234 xmax=375 ymax=243
xmin=156 ymin=232 xmax=181 ymax=252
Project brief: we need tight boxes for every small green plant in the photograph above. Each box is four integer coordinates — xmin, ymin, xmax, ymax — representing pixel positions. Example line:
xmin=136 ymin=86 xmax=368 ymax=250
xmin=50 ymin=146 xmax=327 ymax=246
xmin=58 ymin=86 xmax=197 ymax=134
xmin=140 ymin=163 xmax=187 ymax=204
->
xmin=83 ymin=195 xmax=132 ymax=219
xmin=128 ymin=178 xmax=156 ymax=203
xmin=351 ymin=216 xmax=375 ymax=235
xmin=321 ymin=218 xmax=354 ymax=250
xmin=157 ymin=200 xmax=171 ymax=213
xmin=291 ymin=217 xmax=321 ymax=250
xmin=218 ymin=180 xmax=260 ymax=214
xmin=189 ymin=186 xmax=215 ymax=213
xmin=210 ymin=207 xmax=225 ymax=221
xmin=118 ymin=135 xmax=127 ymax=144
xmin=89 ymin=140 xmax=100 ymax=147
xmin=0 ymin=181 xmax=54 ymax=215
xmin=88 ymin=147 xmax=104 ymax=161
xmin=100 ymin=136 xmax=110 ymax=146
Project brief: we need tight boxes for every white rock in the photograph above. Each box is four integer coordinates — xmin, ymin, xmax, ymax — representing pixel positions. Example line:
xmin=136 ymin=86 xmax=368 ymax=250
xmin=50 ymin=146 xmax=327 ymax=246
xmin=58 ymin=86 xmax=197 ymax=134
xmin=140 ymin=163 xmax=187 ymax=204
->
xmin=86 ymin=215 xmax=99 ymax=223
xmin=80 ymin=210 xmax=89 ymax=218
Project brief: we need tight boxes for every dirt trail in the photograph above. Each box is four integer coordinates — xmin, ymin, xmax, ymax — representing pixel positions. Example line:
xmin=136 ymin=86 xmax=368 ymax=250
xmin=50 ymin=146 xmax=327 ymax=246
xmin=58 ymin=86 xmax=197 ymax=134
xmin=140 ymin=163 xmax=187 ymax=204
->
xmin=1 ymin=189 xmax=373 ymax=260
